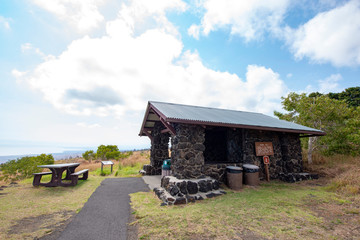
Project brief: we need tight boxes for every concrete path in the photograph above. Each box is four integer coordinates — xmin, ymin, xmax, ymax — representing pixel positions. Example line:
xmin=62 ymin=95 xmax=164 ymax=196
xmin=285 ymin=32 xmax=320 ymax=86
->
xmin=142 ymin=175 xmax=161 ymax=190
xmin=57 ymin=178 xmax=149 ymax=240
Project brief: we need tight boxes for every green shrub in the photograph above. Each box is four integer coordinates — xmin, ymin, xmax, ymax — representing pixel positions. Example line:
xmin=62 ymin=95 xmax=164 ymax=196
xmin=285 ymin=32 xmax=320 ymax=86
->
xmin=82 ymin=150 xmax=96 ymax=161
xmin=96 ymin=145 xmax=120 ymax=160
xmin=0 ymin=154 xmax=54 ymax=181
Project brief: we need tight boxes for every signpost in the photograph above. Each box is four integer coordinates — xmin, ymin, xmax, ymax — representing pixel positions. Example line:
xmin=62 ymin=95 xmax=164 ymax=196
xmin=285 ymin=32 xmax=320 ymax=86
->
xmin=263 ymin=156 xmax=270 ymax=181
xmin=255 ymin=142 xmax=273 ymax=182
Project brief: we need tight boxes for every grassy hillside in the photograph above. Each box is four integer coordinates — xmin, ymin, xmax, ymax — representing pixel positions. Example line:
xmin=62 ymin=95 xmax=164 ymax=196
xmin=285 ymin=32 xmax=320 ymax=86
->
xmin=0 ymin=150 xmax=150 ymax=240
xmin=130 ymin=154 xmax=360 ymax=239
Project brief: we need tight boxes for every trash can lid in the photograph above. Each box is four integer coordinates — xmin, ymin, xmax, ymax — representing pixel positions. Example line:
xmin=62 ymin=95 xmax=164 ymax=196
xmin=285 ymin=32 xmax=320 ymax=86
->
xmin=243 ymin=164 xmax=259 ymax=169
xmin=226 ymin=166 xmax=243 ymax=173
xmin=163 ymin=159 xmax=171 ymax=165
xmin=226 ymin=166 xmax=242 ymax=171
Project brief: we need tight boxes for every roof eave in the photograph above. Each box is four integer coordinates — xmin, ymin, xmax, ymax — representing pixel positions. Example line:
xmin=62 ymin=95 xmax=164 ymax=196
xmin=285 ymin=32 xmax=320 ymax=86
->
xmin=165 ymin=118 xmax=326 ymax=136
xmin=138 ymin=101 xmax=152 ymax=136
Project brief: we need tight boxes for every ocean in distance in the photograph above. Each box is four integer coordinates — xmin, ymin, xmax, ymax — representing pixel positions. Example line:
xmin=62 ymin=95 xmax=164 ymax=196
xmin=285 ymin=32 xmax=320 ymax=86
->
xmin=0 ymin=145 xmax=93 ymax=164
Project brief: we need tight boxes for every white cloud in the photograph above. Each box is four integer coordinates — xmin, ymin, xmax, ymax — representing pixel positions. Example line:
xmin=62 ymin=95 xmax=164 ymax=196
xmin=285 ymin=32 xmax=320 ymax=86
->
xmin=76 ymin=122 xmax=101 ymax=128
xmin=14 ymin=0 xmax=288 ymax=118
xmin=0 ymin=16 xmax=11 ymax=29
xmin=31 ymin=0 xmax=105 ymax=33
xmin=21 ymin=43 xmax=47 ymax=58
xmin=286 ymin=73 xmax=292 ymax=78
xmin=11 ymin=69 xmax=27 ymax=78
xmin=189 ymin=0 xmax=289 ymax=41
xmin=303 ymin=73 xmax=342 ymax=94
xmin=286 ymin=0 xmax=360 ymax=67
xmin=188 ymin=24 xmax=200 ymax=39
xmin=318 ymin=74 xmax=342 ymax=93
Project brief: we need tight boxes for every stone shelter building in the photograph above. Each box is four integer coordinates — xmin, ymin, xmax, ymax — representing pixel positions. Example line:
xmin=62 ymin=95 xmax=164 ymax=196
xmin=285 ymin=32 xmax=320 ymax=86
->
xmin=139 ymin=101 xmax=325 ymax=182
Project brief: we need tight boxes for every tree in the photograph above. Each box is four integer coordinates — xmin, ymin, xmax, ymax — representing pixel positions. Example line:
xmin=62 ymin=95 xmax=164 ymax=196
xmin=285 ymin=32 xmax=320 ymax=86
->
xmin=82 ymin=150 xmax=96 ymax=162
xmin=96 ymin=145 xmax=120 ymax=160
xmin=275 ymin=93 xmax=358 ymax=162
xmin=328 ymin=87 xmax=360 ymax=107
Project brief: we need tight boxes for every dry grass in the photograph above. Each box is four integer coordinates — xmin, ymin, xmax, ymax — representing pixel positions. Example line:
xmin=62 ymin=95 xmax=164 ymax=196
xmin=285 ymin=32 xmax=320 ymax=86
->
xmin=0 ymin=150 xmax=151 ymax=239
xmin=304 ymin=153 xmax=360 ymax=196
xmin=0 ymin=174 xmax=105 ymax=240
xmin=120 ymin=150 xmax=150 ymax=168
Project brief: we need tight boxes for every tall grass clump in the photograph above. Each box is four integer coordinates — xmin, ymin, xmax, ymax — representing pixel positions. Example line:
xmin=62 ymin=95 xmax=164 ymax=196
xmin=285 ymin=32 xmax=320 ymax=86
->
xmin=304 ymin=153 xmax=360 ymax=196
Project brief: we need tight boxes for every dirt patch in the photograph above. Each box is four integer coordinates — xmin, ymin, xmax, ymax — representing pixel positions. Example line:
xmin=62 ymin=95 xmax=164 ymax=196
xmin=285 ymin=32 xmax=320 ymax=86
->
xmin=303 ymin=195 xmax=360 ymax=239
xmin=127 ymin=209 xmax=139 ymax=240
xmin=7 ymin=210 xmax=75 ymax=239
xmin=235 ymin=229 xmax=268 ymax=240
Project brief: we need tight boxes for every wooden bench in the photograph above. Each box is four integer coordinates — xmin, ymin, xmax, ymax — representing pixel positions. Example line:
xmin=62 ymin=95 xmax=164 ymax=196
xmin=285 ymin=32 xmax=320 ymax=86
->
xmin=33 ymin=172 xmax=52 ymax=186
xmin=70 ymin=169 xmax=89 ymax=186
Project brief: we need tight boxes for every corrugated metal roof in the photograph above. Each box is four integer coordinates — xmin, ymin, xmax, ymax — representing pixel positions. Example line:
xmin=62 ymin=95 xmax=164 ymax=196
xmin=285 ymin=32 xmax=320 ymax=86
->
xmin=147 ymin=101 xmax=324 ymax=135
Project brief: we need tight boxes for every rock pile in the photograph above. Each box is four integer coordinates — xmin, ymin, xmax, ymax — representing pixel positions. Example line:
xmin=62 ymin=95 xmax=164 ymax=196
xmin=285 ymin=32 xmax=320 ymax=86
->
xmin=153 ymin=176 xmax=226 ymax=205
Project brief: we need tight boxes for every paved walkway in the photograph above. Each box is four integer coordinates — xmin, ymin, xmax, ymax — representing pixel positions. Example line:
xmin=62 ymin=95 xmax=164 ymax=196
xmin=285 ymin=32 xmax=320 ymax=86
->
xmin=58 ymin=178 xmax=149 ymax=240
xmin=142 ymin=175 xmax=161 ymax=190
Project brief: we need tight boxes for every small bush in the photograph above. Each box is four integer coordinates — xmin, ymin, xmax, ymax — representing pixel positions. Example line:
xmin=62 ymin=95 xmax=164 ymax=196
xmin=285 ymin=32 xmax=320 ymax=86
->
xmin=82 ymin=150 xmax=96 ymax=162
xmin=0 ymin=154 xmax=54 ymax=181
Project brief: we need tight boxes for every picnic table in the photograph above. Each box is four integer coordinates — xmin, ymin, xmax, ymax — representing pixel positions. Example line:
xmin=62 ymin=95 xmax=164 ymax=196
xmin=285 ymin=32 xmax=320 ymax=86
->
xmin=33 ymin=163 xmax=88 ymax=187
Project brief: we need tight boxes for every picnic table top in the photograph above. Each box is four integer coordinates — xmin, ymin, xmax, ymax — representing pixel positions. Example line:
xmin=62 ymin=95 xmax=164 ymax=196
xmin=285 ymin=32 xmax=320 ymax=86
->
xmin=37 ymin=163 xmax=80 ymax=168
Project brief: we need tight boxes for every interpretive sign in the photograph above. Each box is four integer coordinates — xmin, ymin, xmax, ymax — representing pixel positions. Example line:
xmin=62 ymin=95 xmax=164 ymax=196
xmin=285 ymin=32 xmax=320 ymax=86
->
xmin=255 ymin=142 xmax=274 ymax=156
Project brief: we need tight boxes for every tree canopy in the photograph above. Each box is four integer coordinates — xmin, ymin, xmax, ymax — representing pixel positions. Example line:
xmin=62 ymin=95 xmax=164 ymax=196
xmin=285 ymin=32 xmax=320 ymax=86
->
xmin=275 ymin=91 xmax=360 ymax=157
xmin=96 ymin=145 xmax=120 ymax=160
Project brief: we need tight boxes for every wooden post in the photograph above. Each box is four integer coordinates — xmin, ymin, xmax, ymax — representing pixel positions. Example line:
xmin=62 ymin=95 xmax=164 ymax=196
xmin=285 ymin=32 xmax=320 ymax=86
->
xmin=263 ymin=156 xmax=270 ymax=182
xmin=264 ymin=164 xmax=270 ymax=181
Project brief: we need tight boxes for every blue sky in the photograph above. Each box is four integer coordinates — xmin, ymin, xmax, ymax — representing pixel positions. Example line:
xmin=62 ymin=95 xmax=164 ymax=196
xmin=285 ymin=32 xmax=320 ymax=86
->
xmin=0 ymin=0 xmax=359 ymax=155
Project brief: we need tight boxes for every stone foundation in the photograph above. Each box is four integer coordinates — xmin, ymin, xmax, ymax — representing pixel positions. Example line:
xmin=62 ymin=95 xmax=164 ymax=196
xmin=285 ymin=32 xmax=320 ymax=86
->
xmin=154 ymin=176 xmax=226 ymax=205
xmin=203 ymin=163 xmax=242 ymax=183
xmin=279 ymin=173 xmax=319 ymax=183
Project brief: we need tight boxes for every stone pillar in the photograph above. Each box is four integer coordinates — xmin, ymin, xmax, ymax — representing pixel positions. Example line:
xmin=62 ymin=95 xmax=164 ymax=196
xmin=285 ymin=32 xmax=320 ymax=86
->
xmin=279 ymin=133 xmax=303 ymax=173
xmin=171 ymin=124 xmax=205 ymax=179
xmin=150 ymin=122 xmax=170 ymax=175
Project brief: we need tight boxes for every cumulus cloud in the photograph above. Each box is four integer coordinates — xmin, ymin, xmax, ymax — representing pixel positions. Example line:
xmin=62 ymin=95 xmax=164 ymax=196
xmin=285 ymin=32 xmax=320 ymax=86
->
xmin=286 ymin=0 xmax=360 ymax=67
xmin=31 ymin=0 xmax=105 ymax=33
xmin=189 ymin=0 xmax=289 ymax=41
xmin=14 ymin=0 xmax=288 ymax=118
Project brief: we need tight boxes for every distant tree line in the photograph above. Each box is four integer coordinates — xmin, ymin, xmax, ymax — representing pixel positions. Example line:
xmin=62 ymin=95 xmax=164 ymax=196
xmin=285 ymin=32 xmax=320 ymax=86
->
xmin=275 ymin=87 xmax=360 ymax=163
xmin=0 ymin=154 xmax=54 ymax=181
xmin=82 ymin=145 xmax=133 ymax=161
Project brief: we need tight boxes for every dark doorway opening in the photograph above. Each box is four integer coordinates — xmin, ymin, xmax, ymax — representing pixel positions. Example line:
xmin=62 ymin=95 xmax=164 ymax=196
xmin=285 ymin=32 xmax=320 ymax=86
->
xmin=204 ymin=128 xmax=227 ymax=163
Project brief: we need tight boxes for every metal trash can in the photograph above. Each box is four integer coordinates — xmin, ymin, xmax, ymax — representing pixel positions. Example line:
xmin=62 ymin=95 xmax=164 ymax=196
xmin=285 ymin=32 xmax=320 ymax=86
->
xmin=243 ymin=164 xmax=260 ymax=186
xmin=226 ymin=166 xmax=243 ymax=190
xmin=161 ymin=159 xmax=171 ymax=177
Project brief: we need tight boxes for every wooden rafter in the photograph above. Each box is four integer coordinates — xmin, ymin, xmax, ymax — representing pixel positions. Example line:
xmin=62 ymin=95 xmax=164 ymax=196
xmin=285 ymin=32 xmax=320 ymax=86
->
xmin=142 ymin=129 xmax=153 ymax=142
xmin=161 ymin=128 xmax=170 ymax=134
xmin=160 ymin=118 xmax=176 ymax=136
